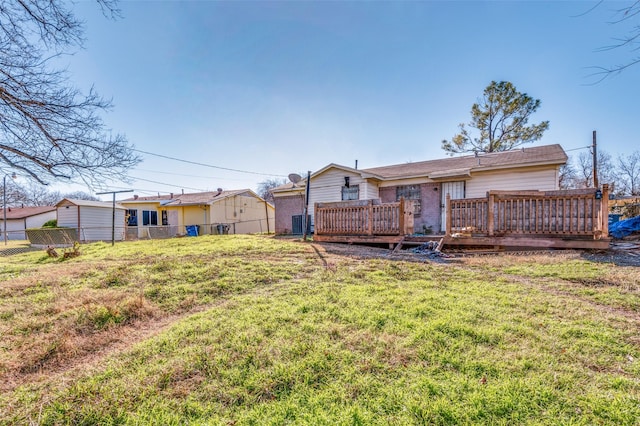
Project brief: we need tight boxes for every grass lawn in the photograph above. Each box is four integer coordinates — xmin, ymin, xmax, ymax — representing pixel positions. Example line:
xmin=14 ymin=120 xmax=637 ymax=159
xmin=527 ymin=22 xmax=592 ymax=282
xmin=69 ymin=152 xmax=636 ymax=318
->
xmin=0 ymin=235 xmax=639 ymax=425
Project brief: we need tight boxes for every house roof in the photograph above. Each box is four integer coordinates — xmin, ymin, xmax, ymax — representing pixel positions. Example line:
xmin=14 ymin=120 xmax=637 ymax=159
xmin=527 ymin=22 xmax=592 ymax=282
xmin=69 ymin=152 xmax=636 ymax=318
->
xmin=120 ymin=189 xmax=272 ymax=207
xmin=3 ymin=206 xmax=56 ymax=220
xmin=272 ymin=144 xmax=567 ymax=194
xmin=361 ymin=144 xmax=567 ymax=179
xmin=56 ymin=198 xmax=126 ymax=209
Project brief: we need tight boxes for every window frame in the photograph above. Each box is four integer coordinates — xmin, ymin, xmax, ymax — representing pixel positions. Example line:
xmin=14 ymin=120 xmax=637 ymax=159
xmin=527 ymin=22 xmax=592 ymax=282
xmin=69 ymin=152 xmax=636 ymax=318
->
xmin=396 ymin=185 xmax=422 ymax=216
xmin=341 ymin=184 xmax=360 ymax=201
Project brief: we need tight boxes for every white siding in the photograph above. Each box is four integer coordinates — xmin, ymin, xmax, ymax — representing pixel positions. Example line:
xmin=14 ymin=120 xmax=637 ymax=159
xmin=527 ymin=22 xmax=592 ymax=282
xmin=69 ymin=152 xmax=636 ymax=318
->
xmin=361 ymin=181 xmax=380 ymax=199
xmin=465 ymin=167 xmax=559 ymax=199
xmin=57 ymin=205 xmax=125 ymax=241
xmin=3 ymin=211 xmax=58 ymax=240
xmin=5 ymin=219 xmax=25 ymax=240
xmin=308 ymin=169 xmax=379 ymax=221
xmin=25 ymin=211 xmax=56 ymax=229
xmin=57 ymin=204 xmax=79 ymax=228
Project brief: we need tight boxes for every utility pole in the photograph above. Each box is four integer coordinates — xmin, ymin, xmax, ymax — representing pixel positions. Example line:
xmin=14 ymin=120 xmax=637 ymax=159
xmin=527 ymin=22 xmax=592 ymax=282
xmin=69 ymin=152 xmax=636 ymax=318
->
xmin=302 ymin=171 xmax=311 ymax=241
xmin=96 ymin=189 xmax=133 ymax=246
xmin=592 ymin=130 xmax=598 ymax=189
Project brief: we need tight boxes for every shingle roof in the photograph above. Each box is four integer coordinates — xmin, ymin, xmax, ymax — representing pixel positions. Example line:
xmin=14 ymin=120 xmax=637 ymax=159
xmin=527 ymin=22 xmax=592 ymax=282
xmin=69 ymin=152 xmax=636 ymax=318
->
xmin=162 ymin=189 xmax=253 ymax=206
xmin=4 ymin=206 xmax=56 ymax=220
xmin=272 ymin=144 xmax=568 ymax=193
xmin=55 ymin=198 xmax=126 ymax=209
xmin=361 ymin=144 xmax=567 ymax=179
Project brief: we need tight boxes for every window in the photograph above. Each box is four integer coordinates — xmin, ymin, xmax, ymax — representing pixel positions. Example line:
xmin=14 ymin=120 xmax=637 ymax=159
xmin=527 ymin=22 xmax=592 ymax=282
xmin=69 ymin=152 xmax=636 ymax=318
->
xmin=142 ymin=210 xmax=158 ymax=226
xmin=396 ymin=185 xmax=422 ymax=216
xmin=161 ymin=210 xmax=168 ymax=226
xmin=341 ymin=184 xmax=359 ymax=201
xmin=126 ymin=209 xmax=138 ymax=226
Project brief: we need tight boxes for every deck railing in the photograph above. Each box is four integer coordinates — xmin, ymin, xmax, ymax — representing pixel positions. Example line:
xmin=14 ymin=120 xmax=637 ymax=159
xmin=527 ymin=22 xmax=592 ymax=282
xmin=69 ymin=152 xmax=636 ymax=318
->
xmin=314 ymin=199 xmax=414 ymax=236
xmin=446 ymin=185 xmax=609 ymax=239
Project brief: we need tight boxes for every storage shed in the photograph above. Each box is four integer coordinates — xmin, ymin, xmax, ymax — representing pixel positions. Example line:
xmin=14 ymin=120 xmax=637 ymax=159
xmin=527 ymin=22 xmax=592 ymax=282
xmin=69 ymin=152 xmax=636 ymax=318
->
xmin=56 ymin=198 xmax=126 ymax=242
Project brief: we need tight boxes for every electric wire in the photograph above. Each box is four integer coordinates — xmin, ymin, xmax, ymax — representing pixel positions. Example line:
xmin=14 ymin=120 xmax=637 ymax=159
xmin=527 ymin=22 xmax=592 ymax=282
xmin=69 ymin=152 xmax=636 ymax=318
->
xmin=133 ymin=148 xmax=288 ymax=177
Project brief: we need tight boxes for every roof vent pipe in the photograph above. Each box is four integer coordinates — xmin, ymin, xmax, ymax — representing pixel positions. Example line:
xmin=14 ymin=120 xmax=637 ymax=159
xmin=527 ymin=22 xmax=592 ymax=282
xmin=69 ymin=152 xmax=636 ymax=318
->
xmin=355 ymin=159 xmax=358 ymax=170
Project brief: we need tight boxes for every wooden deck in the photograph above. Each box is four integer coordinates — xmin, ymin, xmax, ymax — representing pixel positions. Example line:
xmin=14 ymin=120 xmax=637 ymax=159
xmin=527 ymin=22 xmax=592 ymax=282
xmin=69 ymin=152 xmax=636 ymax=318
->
xmin=313 ymin=186 xmax=611 ymax=250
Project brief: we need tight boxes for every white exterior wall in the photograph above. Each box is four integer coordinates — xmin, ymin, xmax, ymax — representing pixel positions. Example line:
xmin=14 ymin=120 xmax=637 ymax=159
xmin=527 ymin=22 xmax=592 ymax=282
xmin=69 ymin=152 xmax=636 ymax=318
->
xmin=4 ymin=219 xmax=25 ymax=240
xmin=361 ymin=181 xmax=380 ymax=199
xmin=57 ymin=204 xmax=79 ymax=228
xmin=465 ymin=167 xmax=560 ymax=199
xmin=3 ymin=211 xmax=56 ymax=240
xmin=57 ymin=205 xmax=125 ymax=241
xmin=308 ymin=169 xmax=376 ymax=221
xmin=25 ymin=212 xmax=57 ymax=230
xmin=211 ymin=195 xmax=275 ymax=234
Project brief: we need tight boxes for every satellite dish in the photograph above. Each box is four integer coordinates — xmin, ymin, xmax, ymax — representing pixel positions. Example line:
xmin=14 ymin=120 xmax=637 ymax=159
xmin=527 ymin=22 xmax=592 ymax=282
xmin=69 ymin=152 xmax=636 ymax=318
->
xmin=288 ymin=173 xmax=302 ymax=184
xmin=217 ymin=188 xmax=223 ymax=193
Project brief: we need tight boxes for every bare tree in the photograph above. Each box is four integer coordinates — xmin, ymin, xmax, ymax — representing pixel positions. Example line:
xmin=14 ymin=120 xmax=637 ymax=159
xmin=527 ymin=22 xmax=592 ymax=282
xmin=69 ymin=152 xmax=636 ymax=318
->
xmin=257 ymin=178 xmax=287 ymax=204
xmin=575 ymin=150 xmax=617 ymax=189
xmin=10 ymin=182 xmax=60 ymax=206
xmin=0 ymin=0 xmax=140 ymax=188
xmin=559 ymin=160 xmax=579 ymax=189
xmin=62 ymin=191 xmax=101 ymax=201
xmin=617 ymin=151 xmax=640 ymax=195
xmin=589 ymin=1 xmax=640 ymax=82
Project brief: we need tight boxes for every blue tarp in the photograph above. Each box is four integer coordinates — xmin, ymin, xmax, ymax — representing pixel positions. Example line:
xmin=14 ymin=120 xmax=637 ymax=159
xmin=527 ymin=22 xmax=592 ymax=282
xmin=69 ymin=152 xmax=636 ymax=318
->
xmin=609 ymin=216 xmax=640 ymax=239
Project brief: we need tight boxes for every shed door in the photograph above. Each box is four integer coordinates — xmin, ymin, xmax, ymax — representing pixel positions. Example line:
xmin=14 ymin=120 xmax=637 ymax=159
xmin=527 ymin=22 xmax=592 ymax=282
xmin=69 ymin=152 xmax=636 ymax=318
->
xmin=440 ymin=181 xmax=465 ymax=232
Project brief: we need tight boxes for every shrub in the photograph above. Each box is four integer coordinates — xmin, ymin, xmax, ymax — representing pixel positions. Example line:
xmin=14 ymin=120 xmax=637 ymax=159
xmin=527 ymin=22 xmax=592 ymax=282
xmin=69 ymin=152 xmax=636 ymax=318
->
xmin=42 ymin=219 xmax=57 ymax=228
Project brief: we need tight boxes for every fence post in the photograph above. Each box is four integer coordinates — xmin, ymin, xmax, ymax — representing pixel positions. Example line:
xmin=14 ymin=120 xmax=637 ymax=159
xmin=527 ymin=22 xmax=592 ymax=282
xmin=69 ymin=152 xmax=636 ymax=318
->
xmin=487 ymin=192 xmax=495 ymax=237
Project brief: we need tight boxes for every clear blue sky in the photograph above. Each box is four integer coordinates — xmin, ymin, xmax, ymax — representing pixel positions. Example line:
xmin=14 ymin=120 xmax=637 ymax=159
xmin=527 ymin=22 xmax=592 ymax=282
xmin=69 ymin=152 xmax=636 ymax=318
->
xmin=59 ymin=1 xmax=638 ymax=200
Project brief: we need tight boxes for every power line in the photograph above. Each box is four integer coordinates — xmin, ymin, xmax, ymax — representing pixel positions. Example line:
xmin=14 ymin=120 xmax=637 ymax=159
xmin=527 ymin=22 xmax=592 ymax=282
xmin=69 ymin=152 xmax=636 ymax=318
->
xmin=133 ymin=149 xmax=288 ymax=178
xmin=133 ymin=168 xmax=249 ymax=182
xmin=129 ymin=175 xmax=208 ymax=192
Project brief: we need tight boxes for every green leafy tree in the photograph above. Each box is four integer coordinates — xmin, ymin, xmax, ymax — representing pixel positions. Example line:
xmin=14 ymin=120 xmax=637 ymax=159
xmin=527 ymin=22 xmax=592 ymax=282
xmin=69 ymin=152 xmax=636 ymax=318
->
xmin=442 ymin=81 xmax=549 ymax=155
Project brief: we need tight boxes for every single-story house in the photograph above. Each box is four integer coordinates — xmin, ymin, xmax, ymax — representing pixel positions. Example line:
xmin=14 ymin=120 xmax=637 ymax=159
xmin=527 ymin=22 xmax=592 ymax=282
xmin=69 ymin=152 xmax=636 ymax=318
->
xmin=273 ymin=144 xmax=568 ymax=234
xmin=1 ymin=206 xmax=56 ymax=240
xmin=119 ymin=189 xmax=275 ymax=238
xmin=56 ymin=198 xmax=126 ymax=242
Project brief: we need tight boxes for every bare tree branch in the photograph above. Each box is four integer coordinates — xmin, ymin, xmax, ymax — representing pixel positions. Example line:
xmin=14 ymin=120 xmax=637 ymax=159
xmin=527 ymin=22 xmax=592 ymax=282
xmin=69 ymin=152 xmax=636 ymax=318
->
xmin=0 ymin=0 xmax=140 ymax=189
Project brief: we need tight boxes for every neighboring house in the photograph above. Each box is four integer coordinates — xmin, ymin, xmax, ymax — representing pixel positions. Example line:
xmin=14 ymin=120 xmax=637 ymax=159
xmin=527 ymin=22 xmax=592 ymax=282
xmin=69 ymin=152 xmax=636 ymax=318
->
xmin=56 ymin=198 xmax=126 ymax=242
xmin=272 ymin=144 xmax=568 ymax=235
xmin=119 ymin=189 xmax=275 ymax=238
xmin=1 ymin=206 xmax=56 ymax=240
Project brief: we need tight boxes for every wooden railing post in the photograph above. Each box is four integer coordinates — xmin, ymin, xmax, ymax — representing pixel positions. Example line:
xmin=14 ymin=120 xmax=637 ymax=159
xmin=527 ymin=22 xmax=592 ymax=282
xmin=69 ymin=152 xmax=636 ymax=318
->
xmin=368 ymin=200 xmax=374 ymax=236
xmin=445 ymin=194 xmax=451 ymax=236
xmin=399 ymin=198 xmax=405 ymax=236
xmin=487 ymin=192 xmax=495 ymax=236
xmin=600 ymin=184 xmax=609 ymax=239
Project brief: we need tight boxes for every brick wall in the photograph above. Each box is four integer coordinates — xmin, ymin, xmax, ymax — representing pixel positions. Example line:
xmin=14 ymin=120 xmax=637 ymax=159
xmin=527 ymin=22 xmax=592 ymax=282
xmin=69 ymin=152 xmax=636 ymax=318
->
xmin=379 ymin=183 xmax=442 ymax=234
xmin=274 ymin=194 xmax=305 ymax=234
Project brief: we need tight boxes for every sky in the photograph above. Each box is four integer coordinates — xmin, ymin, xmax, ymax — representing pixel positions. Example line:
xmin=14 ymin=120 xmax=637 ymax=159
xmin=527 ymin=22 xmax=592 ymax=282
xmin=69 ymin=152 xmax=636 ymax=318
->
xmin=53 ymin=0 xmax=639 ymax=201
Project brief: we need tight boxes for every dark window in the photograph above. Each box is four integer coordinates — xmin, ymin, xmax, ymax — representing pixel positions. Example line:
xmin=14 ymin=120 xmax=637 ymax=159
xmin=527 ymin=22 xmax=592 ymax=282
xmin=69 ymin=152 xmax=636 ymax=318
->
xmin=142 ymin=210 xmax=158 ymax=226
xmin=341 ymin=185 xmax=359 ymax=201
xmin=126 ymin=209 xmax=138 ymax=226
xmin=396 ymin=185 xmax=422 ymax=216
xmin=161 ymin=210 xmax=168 ymax=226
